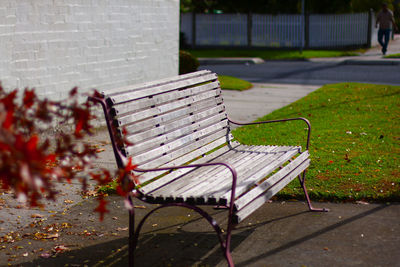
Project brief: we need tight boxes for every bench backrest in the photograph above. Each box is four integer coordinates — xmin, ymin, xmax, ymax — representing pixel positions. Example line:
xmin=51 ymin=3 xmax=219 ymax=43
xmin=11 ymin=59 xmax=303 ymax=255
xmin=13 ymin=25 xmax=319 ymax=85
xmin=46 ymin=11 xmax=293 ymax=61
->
xmin=102 ymin=70 xmax=231 ymax=184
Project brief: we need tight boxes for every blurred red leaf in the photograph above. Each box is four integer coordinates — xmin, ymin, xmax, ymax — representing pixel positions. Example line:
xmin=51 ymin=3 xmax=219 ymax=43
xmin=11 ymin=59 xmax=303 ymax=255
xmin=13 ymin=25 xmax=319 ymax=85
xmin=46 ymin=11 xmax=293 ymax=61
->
xmin=3 ymin=110 xmax=14 ymax=129
xmin=23 ymin=89 xmax=35 ymax=108
xmin=94 ymin=198 xmax=109 ymax=221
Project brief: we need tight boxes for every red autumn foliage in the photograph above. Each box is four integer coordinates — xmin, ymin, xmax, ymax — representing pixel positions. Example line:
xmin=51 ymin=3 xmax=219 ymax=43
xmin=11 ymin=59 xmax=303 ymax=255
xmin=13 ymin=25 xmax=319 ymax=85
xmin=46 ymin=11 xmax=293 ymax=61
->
xmin=0 ymin=84 xmax=136 ymax=220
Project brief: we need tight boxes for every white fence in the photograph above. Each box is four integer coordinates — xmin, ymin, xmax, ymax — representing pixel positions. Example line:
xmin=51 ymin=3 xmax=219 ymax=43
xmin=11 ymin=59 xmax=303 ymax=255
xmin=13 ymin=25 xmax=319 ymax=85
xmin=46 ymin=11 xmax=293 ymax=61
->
xmin=252 ymin=14 xmax=304 ymax=48
xmin=181 ymin=12 xmax=376 ymax=48
xmin=309 ymin=13 xmax=369 ymax=47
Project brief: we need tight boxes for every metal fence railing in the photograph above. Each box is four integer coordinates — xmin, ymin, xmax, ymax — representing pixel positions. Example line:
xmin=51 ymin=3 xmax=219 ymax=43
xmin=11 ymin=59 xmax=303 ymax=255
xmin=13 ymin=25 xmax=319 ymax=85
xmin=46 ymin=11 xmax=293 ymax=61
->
xmin=181 ymin=12 xmax=376 ymax=49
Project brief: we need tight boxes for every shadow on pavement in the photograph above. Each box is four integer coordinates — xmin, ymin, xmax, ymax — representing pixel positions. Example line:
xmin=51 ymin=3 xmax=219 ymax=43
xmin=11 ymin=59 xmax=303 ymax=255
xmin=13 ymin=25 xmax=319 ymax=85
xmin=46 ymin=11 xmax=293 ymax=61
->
xmin=20 ymin=229 xmax=252 ymax=267
xmin=235 ymin=204 xmax=389 ymax=267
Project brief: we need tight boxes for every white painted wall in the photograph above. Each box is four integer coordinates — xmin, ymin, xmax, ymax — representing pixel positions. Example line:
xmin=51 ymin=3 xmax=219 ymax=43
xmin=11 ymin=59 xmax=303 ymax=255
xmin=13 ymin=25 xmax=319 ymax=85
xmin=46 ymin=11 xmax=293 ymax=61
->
xmin=0 ymin=0 xmax=179 ymax=100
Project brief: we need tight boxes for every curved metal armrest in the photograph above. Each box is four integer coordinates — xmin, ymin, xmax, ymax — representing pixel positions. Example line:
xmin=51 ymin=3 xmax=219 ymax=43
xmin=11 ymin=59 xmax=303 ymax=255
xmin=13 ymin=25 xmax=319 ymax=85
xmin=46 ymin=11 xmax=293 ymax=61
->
xmin=228 ymin=116 xmax=311 ymax=150
xmin=135 ymin=162 xmax=238 ymax=210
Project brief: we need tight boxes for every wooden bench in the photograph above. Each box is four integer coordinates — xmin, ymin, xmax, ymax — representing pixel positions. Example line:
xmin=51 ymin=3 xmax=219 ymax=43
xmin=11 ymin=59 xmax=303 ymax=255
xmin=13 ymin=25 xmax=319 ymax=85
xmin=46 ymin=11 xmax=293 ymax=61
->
xmin=90 ymin=70 xmax=327 ymax=266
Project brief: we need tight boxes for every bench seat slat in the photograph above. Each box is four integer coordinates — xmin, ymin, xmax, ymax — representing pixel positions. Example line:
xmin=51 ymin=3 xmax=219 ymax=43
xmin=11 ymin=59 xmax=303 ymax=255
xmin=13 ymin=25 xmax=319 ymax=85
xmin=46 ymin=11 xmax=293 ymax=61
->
xmin=182 ymin=146 xmax=297 ymax=203
xmin=233 ymin=158 xmax=310 ymax=224
xmin=220 ymin=147 xmax=301 ymax=201
xmin=234 ymin=151 xmax=310 ymax=211
xmin=147 ymin=143 xmax=261 ymax=196
xmin=174 ymin=146 xmax=280 ymax=200
xmin=203 ymin=147 xmax=298 ymax=201
xmin=152 ymin=145 xmax=268 ymax=199
xmin=139 ymin=140 xmax=240 ymax=193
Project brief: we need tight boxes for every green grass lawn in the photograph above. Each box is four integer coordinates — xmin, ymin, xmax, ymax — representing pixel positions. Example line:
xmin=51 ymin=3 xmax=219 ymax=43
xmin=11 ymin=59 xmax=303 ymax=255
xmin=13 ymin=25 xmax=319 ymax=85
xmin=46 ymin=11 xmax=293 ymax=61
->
xmin=188 ymin=49 xmax=362 ymax=60
xmin=384 ymin=53 xmax=400 ymax=58
xmin=219 ymin=75 xmax=252 ymax=91
xmin=232 ymin=83 xmax=400 ymax=202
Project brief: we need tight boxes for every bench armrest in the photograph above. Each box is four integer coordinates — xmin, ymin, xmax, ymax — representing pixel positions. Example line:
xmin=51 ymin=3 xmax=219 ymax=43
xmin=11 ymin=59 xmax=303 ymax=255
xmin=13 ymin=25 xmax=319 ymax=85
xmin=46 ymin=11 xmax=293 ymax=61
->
xmin=228 ymin=117 xmax=311 ymax=150
xmin=135 ymin=162 xmax=238 ymax=209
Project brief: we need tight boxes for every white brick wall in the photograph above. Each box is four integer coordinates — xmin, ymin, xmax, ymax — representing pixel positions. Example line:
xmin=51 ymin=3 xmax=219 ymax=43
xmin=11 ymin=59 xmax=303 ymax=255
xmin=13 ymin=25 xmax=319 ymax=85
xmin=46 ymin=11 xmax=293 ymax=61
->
xmin=0 ymin=0 xmax=179 ymax=100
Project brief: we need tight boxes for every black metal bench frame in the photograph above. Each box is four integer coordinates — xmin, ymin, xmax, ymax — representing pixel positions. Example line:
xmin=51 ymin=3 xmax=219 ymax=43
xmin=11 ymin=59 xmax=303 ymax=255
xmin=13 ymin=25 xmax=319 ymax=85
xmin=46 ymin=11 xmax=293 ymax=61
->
xmin=90 ymin=70 xmax=327 ymax=266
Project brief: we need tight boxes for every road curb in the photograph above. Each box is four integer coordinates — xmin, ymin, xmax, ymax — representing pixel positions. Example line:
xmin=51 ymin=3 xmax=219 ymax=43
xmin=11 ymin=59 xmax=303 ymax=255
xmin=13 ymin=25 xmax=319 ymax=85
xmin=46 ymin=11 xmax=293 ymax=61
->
xmin=198 ymin=57 xmax=264 ymax=65
xmin=343 ymin=59 xmax=400 ymax=66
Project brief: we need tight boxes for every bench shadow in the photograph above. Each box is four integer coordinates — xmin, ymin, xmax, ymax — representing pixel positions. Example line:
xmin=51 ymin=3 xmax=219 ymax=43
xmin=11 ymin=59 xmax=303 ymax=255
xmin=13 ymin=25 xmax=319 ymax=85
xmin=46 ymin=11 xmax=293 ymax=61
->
xmin=235 ymin=204 xmax=390 ymax=267
xmin=20 ymin=230 xmax=251 ymax=267
xmin=18 ymin=204 xmax=390 ymax=266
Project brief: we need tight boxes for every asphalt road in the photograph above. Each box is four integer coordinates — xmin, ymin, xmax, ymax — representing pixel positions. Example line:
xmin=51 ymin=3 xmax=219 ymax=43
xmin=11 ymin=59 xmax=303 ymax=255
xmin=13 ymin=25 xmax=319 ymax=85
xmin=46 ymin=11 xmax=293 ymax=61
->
xmin=200 ymin=60 xmax=400 ymax=86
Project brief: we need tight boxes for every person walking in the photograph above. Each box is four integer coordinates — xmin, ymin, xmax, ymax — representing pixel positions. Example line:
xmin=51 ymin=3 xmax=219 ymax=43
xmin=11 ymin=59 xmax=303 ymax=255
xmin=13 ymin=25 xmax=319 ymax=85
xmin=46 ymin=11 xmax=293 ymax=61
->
xmin=376 ymin=3 xmax=398 ymax=55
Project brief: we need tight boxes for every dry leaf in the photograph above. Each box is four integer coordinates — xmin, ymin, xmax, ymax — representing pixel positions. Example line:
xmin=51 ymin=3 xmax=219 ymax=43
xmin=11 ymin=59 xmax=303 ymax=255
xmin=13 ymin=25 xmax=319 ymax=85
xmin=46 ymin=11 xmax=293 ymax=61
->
xmin=31 ymin=213 xmax=44 ymax=218
xmin=64 ymin=199 xmax=74 ymax=204
xmin=40 ymin=252 xmax=51 ymax=258
xmin=45 ymin=233 xmax=60 ymax=239
xmin=52 ymin=245 xmax=70 ymax=253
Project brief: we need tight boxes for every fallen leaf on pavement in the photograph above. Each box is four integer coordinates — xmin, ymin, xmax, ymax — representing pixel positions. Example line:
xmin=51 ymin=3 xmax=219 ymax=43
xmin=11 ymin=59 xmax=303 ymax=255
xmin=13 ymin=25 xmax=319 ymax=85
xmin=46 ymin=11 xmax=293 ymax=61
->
xmin=31 ymin=213 xmax=44 ymax=218
xmin=40 ymin=252 xmax=51 ymax=258
xmin=52 ymin=245 xmax=70 ymax=253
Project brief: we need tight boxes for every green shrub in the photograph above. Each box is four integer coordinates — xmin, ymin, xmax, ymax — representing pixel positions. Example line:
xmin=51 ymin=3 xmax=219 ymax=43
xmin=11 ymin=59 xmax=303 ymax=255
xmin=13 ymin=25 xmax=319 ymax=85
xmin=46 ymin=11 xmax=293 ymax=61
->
xmin=179 ymin=50 xmax=199 ymax=74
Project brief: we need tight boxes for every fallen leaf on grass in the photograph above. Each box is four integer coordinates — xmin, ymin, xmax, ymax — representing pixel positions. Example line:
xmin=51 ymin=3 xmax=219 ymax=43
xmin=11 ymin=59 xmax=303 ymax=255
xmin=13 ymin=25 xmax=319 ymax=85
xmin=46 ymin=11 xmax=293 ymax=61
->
xmin=31 ymin=213 xmax=44 ymax=218
xmin=64 ymin=199 xmax=74 ymax=204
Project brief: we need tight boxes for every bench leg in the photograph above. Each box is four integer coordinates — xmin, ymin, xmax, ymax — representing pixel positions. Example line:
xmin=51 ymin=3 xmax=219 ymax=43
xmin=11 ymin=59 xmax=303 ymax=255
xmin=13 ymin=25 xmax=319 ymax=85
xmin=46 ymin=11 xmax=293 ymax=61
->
xmin=298 ymin=171 xmax=329 ymax=212
xmin=128 ymin=207 xmax=135 ymax=266
xmin=130 ymin=202 xmax=235 ymax=266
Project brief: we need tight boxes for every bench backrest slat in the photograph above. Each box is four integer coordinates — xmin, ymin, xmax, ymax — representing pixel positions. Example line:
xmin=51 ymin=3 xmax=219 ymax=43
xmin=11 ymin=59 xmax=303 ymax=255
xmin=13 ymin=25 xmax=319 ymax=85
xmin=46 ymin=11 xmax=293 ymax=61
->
xmin=102 ymin=70 xmax=213 ymax=97
xmin=112 ymin=81 xmax=220 ymax=117
xmin=127 ymin=111 xmax=227 ymax=154
xmin=115 ymin=87 xmax=222 ymax=127
xmin=102 ymin=70 xmax=230 ymax=185
xmin=128 ymin=120 xmax=228 ymax=164
xmin=108 ymin=72 xmax=218 ymax=105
